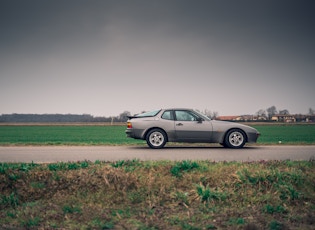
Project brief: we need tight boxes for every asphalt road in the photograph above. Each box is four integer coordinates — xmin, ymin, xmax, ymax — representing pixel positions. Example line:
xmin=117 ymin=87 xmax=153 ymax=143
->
xmin=0 ymin=145 xmax=315 ymax=163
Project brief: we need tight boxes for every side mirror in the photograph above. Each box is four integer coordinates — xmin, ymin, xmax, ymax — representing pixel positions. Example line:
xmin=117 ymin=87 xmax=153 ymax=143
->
xmin=197 ymin=117 xmax=203 ymax=123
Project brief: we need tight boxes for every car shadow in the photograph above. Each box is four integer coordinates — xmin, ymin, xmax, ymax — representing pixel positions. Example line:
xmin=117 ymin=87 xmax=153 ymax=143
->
xmin=129 ymin=144 xmax=261 ymax=150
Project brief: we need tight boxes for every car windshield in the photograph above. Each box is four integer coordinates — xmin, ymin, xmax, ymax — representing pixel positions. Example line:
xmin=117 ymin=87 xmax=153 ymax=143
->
xmin=136 ymin=109 xmax=161 ymax=118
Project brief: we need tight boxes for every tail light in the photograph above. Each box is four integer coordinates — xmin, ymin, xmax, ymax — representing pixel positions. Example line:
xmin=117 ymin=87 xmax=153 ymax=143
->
xmin=127 ymin=122 xmax=132 ymax=128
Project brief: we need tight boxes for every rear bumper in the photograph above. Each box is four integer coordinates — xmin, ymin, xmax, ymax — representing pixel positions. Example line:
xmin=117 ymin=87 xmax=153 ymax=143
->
xmin=125 ymin=129 xmax=134 ymax=138
xmin=125 ymin=129 xmax=143 ymax=139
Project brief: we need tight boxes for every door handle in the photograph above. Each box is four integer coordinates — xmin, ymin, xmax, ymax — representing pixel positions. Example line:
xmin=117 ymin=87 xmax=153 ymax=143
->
xmin=176 ymin=123 xmax=183 ymax=126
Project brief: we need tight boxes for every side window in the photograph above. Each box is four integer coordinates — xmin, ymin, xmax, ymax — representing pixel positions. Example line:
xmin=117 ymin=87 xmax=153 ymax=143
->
xmin=162 ymin=111 xmax=174 ymax=120
xmin=175 ymin=111 xmax=198 ymax=121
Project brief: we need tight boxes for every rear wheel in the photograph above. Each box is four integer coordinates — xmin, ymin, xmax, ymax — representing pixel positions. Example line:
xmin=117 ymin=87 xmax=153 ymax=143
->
xmin=224 ymin=129 xmax=246 ymax=148
xmin=146 ymin=129 xmax=167 ymax=149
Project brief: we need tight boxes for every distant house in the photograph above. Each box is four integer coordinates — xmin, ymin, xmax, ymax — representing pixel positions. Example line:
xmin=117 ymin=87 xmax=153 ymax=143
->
xmin=216 ymin=115 xmax=267 ymax=121
xmin=295 ymin=114 xmax=315 ymax=122
xmin=241 ymin=115 xmax=267 ymax=121
xmin=306 ymin=115 xmax=315 ymax=122
xmin=216 ymin=116 xmax=241 ymax=121
xmin=271 ymin=114 xmax=296 ymax=123
xmin=252 ymin=115 xmax=268 ymax=121
xmin=216 ymin=114 xmax=314 ymax=122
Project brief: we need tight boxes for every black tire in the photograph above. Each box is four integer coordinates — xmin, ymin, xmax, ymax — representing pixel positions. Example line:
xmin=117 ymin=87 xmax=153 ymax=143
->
xmin=146 ymin=129 xmax=167 ymax=149
xmin=224 ymin=129 xmax=246 ymax=149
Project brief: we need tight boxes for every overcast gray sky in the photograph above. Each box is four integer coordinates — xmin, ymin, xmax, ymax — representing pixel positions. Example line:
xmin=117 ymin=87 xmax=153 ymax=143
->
xmin=1 ymin=0 xmax=314 ymax=117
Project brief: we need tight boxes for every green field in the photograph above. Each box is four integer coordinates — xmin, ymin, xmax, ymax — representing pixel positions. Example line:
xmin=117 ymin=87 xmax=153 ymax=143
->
xmin=0 ymin=125 xmax=144 ymax=145
xmin=251 ymin=124 xmax=315 ymax=145
xmin=0 ymin=124 xmax=315 ymax=145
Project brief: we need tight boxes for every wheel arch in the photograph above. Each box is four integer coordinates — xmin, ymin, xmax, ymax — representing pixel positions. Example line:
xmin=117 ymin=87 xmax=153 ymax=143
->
xmin=143 ymin=127 xmax=169 ymax=142
xmin=223 ymin=128 xmax=248 ymax=143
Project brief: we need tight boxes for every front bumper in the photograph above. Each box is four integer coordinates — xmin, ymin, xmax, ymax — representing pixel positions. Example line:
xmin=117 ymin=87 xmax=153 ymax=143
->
xmin=247 ymin=132 xmax=260 ymax=143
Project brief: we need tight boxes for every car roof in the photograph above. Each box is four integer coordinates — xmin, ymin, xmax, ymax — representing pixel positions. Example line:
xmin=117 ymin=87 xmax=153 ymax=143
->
xmin=162 ymin=108 xmax=194 ymax=111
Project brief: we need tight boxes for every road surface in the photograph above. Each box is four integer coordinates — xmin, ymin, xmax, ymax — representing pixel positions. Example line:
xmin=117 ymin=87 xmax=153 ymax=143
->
xmin=0 ymin=145 xmax=315 ymax=163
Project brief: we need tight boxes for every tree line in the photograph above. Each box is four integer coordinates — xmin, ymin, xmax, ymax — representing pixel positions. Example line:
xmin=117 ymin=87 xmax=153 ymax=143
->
xmin=0 ymin=111 xmax=132 ymax=123
xmin=0 ymin=107 xmax=314 ymax=123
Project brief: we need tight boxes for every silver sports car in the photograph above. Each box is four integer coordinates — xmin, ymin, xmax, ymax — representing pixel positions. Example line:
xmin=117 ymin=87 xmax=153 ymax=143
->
xmin=125 ymin=108 xmax=260 ymax=149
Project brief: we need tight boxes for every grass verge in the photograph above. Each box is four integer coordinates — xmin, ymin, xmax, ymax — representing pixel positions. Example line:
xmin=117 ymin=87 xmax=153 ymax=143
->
xmin=1 ymin=159 xmax=315 ymax=229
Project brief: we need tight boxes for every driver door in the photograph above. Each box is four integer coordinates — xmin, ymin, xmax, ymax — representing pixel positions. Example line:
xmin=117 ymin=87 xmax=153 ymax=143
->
xmin=174 ymin=110 xmax=212 ymax=142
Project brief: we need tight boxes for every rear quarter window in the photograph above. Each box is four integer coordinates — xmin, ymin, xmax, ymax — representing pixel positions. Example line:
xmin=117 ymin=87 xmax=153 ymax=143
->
xmin=162 ymin=111 xmax=174 ymax=120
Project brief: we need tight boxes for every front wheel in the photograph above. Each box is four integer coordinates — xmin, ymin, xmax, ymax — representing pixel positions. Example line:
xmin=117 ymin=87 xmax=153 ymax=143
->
xmin=146 ymin=129 xmax=167 ymax=149
xmin=224 ymin=129 xmax=246 ymax=148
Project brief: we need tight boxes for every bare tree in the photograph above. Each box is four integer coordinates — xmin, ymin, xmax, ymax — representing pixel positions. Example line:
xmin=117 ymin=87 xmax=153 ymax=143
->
xmin=202 ymin=109 xmax=218 ymax=119
xmin=279 ymin=109 xmax=289 ymax=115
xmin=212 ymin=111 xmax=219 ymax=119
xmin=118 ymin=111 xmax=131 ymax=122
xmin=266 ymin=106 xmax=277 ymax=120
xmin=256 ymin=109 xmax=267 ymax=118
xmin=309 ymin=108 xmax=314 ymax=115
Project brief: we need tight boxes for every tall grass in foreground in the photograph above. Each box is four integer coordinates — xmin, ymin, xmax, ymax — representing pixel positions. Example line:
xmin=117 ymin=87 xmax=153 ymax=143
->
xmin=1 ymin=160 xmax=315 ymax=229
